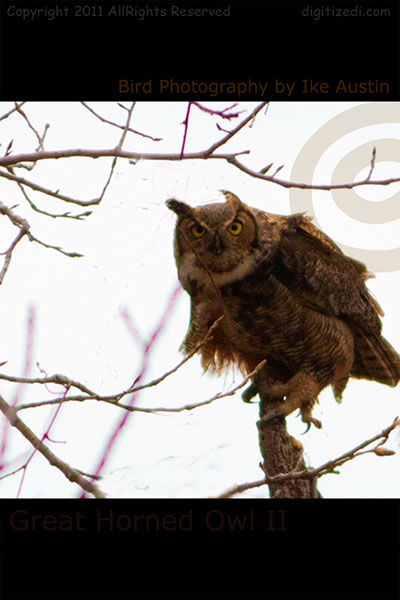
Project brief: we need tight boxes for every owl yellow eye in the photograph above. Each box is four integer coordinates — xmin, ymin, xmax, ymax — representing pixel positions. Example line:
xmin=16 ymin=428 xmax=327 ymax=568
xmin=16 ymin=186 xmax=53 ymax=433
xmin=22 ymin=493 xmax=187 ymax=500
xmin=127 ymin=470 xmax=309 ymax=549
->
xmin=191 ymin=224 xmax=206 ymax=238
xmin=227 ymin=220 xmax=243 ymax=235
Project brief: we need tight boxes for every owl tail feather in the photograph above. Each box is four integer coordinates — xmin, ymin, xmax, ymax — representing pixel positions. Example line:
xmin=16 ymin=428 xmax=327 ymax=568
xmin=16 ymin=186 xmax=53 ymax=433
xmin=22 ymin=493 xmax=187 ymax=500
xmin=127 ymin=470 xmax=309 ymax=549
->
xmin=352 ymin=328 xmax=400 ymax=387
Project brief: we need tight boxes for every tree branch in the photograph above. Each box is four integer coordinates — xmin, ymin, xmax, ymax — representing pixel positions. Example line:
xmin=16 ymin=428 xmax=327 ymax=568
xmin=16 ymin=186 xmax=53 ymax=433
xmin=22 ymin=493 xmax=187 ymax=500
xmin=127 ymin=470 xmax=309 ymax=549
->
xmin=0 ymin=148 xmax=251 ymax=168
xmin=11 ymin=323 xmax=264 ymax=415
xmin=0 ymin=394 xmax=106 ymax=498
xmin=0 ymin=227 xmax=27 ymax=284
xmin=254 ymin=366 xmax=320 ymax=498
xmin=81 ymin=102 xmax=162 ymax=142
xmin=227 ymin=154 xmax=400 ymax=190
xmin=0 ymin=102 xmax=27 ymax=122
xmin=218 ymin=417 xmax=400 ymax=498
xmin=0 ymin=167 xmax=100 ymax=206
xmin=14 ymin=103 xmax=49 ymax=151
xmin=204 ymin=101 xmax=268 ymax=155
xmin=1 ymin=146 xmax=398 ymax=193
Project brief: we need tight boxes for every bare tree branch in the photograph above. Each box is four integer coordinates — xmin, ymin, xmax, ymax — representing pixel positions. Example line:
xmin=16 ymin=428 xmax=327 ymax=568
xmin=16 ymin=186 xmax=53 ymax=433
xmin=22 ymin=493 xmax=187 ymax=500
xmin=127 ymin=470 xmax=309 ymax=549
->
xmin=217 ymin=478 xmax=267 ymax=498
xmin=0 ymin=227 xmax=27 ymax=284
xmin=204 ymin=101 xmax=268 ymax=155
xmin=8 ymin=317 xmax=223 ymax=409
xmin=0 ymin=148 xmax=251 ymax=168
xmin=218 ymin=417 xmax=400 ymax=498
xmin=14 ymin=103 xmax=49 ymax=151
xmin=227 ymin=154 xmax=400 ymax=190
xmin=0 ymin=102 xmax=27 ymax=122
xmin=0 ymin=200 xmax=83 ymax=257
xmin=1 ymin=146 xmax=398 ymax=193
xmin=0 ymin=372 xmax=97 ymax=396
xmin=81 ymin=102 xmax=162 ymax=141
xmin=366 ymin=146 xmax=377 ymax=182
xmin=0 ymin=394 xmax=106 ymax=498
xmin=4 ymin=167 xmax=92 ymax=219
xmin=96 ymin=102 xmax=137 ymax=203
xmin=180 ymin=102 xmax=192 ymax=157
xmin=192 ymin=102 xmax=243 ymax=120
xmin=0 ymin=167 xmax=100 ymax=206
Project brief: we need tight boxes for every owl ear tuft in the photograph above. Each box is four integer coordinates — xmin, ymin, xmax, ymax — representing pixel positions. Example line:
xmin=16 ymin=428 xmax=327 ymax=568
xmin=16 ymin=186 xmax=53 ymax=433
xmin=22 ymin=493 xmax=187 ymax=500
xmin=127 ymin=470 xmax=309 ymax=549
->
xmin=284 ymin=212 xmax=308 ymax=230
xmin=166 ymin=199 xmax=194 ymax=219
xmin=219 ymin=190 xmax=243 ymax=212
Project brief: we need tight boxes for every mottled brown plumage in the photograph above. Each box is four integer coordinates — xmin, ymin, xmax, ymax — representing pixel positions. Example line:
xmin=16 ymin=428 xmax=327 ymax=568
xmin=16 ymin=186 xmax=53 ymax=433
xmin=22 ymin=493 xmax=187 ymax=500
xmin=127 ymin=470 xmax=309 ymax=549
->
xmin=167 ymin=191 xmax=400 ymax=427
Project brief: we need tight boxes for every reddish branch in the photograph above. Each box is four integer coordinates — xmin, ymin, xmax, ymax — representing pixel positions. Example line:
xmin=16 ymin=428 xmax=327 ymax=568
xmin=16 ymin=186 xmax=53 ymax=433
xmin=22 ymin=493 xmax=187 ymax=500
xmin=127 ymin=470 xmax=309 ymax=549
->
xmin=180 ymin=101 xmax=245 ymax=156
xmin=0 ymin=306 xmax=36 ymax=471
xmin=79 ymin=282 xmax=182 ymax=496
xmin=191 ymin=102 xmax=242 ymax=119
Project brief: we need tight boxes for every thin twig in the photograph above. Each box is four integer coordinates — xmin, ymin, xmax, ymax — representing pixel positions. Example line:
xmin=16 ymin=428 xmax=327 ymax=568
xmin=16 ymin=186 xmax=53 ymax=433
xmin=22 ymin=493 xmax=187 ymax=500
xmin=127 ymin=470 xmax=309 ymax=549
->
xmin=14 ymin=359 xmax=265 ymax=415
xmin=27 ymin=232 xmax=83 ymax=258
xmin=192 ymin=102 xmax=242 ymax=120
xmin=7 ymin=165 xmax=91 ymax=219
xmin=0 ymin=102 xmax=27 ymax=122
xmin=204 ymin=102 xmax=268 ymax=155
xmin=365 ymin=146 xmax=377 ymax=181
xmin=217 ymin=478 xmax=267 ymax=498
xmin=180 ymin=102 xmax=192 ymax=158
xmin=0 ymin=168 xmax=100 ymax=206
xmin=218 ymin=417 xmax=400 ymax=497
xmin=13 ymin=316 xmax=225 ymax=411
xmin=1 ymin=372 xmax=97 ymax=396
xmin=96 ymin=102 xmax=136 ymax=203
xmin=306 ymin=416 xmax=399 ymax=478
xmin=0 ymin=228 xmax=27 ymax=284
xmin=0 ymin=201 xmax=83 ymax=258
xmin=81 ymin=102 xmax=162 ymax=141
xmin=14 ymin=104 xmax=48 ymax=151
xmin=227 ymin=154 xmax=400 ymax=190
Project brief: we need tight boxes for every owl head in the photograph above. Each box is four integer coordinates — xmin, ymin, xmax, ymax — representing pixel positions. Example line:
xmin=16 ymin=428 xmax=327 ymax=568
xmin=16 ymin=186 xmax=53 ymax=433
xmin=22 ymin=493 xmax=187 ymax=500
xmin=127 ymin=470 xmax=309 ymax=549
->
xmin=166 ymin=191 xmax=282 ymax=295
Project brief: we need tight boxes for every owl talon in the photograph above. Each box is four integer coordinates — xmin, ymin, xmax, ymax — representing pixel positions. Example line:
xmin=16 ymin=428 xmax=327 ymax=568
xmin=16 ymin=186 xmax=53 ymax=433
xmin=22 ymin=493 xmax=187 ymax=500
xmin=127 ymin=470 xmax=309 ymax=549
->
xmin=262 ymin=373 xmax=322 ymax=429
xmin=300 ymin=402 xmax=323 ymax=430
xmin=309 ymin=416 xmax=322 ymax=429
xmin=301 ymin=417 xmax=322 ymax=434
xmin=242 ymin=384 xmax=258 ymax=403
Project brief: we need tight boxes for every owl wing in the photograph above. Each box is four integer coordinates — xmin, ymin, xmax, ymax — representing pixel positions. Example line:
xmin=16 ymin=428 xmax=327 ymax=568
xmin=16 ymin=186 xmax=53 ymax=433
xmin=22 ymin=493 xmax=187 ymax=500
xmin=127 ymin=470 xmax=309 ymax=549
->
xmin=271 ymin=215 xmax=382 ymax=336
xmin=271 ymin=215 xmax=400 ymax=386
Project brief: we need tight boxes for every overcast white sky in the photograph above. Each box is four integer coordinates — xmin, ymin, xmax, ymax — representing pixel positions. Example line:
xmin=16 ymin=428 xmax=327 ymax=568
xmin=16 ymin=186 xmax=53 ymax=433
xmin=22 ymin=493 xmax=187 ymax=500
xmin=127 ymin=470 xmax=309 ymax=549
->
xmin=0 ymin=101 xmax=399 ymax=498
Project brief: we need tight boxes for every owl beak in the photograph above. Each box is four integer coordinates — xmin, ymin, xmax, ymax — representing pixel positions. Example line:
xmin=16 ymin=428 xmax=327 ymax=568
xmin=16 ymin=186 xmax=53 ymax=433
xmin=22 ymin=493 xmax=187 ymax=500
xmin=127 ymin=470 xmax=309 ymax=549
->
xmin=209 ymin=232 xmax=224 ymax=255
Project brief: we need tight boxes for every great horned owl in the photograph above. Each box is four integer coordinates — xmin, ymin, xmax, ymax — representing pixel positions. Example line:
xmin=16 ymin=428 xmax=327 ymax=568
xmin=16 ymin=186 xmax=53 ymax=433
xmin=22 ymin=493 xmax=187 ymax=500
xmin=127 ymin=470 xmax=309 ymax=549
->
xmin=166 ymin=191 xmax=400 ymax=428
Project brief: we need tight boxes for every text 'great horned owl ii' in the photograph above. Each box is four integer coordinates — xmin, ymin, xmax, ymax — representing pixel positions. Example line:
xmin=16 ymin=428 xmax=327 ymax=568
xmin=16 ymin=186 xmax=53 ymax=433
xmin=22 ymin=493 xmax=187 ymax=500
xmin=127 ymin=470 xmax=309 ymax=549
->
xmin=166 ymin=191 xmax=400 ymax=429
